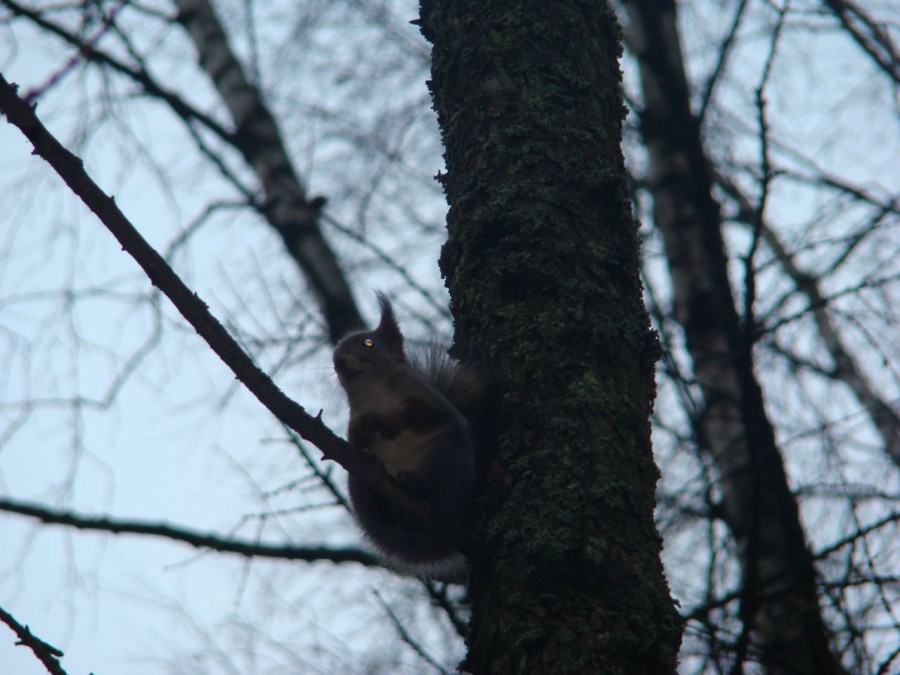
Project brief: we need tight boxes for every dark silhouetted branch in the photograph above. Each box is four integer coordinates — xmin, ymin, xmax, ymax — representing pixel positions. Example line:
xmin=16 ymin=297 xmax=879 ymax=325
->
xmin=3 ymin=0 xmax=364 ymax=342
xmin=0 ymin=605 xmax=68 ymax=675
xmin=0 ymin=72 xmax=470 ymax=561
xmin=822 ymin=0 xmax=900 ymax=84
xmin=0 ymin=496 xmax=377 ymax=565
xmin=716 ymin=170 xmax=900 ymax=466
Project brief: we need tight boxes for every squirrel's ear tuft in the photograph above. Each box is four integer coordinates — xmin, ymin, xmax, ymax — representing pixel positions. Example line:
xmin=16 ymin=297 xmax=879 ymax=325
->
xmin=374 ymin=292 xmax=405 ymax=361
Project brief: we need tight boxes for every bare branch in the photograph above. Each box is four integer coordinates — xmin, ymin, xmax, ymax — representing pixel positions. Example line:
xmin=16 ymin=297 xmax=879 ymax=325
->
xmin=173 ymin=0 xmax=363 ymax=342
xmin=20 ymin=0 xmax=128 ymax=104
xmin=0 ymin=605 xmax=68 ymax=675
xmin=422 ymin=581 xmax=468 ymax=639
xmin=684 ymin=509 xmax=900 ymax=624
xmin=374 ymin=590 xmax=451 ymax=675
xmin=821 ymin=0 xmax=900 ymax=84
xmin=696 ymin=0 xmax=750 ymax=124
xmin=0 ymin=496 xmax=377 ymax=565
xmin=0 ymin=0 xmax=234 ymax=142
xmin=3 ymin=0 xmax=364 ymax=342
xmin=623 ymin=0 xmax=844 ymax=669
xmin=0 ymin=72 xmax=471 ymax=561
xmin=741 ymin=2 xmax=786 ymax=340
xmin=716 ymin=170 xmax=900 ymax=466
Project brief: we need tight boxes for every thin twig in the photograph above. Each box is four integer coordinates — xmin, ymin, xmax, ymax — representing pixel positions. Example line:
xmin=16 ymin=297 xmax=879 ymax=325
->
xmin=0 ymin=496 xmax=377 ymax=565
xmin=0 ymin=605 xmax=69 ymax=675
xmin=374 ymin=590 xmax=452 ymax=675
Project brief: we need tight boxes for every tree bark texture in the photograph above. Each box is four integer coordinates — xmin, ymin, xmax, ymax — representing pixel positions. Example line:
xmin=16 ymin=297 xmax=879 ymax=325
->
xmin=623 ymin=1 xmax=845 ymax=672
xmin=419 ymin=2 xmax=681 ymax=672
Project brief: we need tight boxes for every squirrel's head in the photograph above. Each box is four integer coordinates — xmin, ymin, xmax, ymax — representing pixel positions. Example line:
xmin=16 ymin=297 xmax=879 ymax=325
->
xmin=333 ymin=292 xmax=406 ymax=384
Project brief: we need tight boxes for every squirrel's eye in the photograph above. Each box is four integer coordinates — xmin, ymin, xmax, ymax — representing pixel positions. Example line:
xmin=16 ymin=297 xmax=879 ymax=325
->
xmin=363 ymin=338 xmax=374 ymax=347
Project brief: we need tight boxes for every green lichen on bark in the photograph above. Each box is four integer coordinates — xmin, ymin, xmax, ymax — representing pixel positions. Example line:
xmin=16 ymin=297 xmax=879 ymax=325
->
xmin=420 ymin=1 xmax=682 ymax=673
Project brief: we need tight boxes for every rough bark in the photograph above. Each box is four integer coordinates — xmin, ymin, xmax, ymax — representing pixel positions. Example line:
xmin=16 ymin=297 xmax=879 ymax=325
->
xmin=173 ymin=0 xmax=361 ymax=342
xmin=419 ymin=1 xmax=681 ymax=672
xmin=623 ymin=1 xmax=845 ymax=672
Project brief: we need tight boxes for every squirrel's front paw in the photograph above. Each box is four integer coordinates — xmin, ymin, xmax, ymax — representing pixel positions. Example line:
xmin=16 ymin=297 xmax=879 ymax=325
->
xmin=380 ymin=420 xmax=403 ymax=440
xmin=349 ymin=412 xmax=384 ymax=449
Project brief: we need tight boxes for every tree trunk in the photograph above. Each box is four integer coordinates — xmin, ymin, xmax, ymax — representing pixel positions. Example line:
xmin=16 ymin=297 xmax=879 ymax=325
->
xmin=419 ymin=1 xmax=681 ymax=672
xmin=622 ymin=1 xmax=845 ymax=672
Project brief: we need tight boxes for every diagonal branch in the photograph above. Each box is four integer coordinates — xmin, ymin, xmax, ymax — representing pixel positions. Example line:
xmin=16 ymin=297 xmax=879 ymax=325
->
xmin=716 ymin=171 xmax=900 ymax=467
xmin=0 ymin=0 xmax=233 ymax=143
xmin=172 ymin=0 xmax=362 ymax=342
xmin=0 ymin=605 xmax=68 ymax=675
xmin=374 ymin=590 xmax=452 ymax=675
xmin=2 ymin=0 xmax=363 ymax=342
xmin=696 ymin=0 xmax=750 ymax=124
xmin=821 ymin=0 xmax=900 ymax=84
xmin=0 ymin=497 xmax=377 ymax=565
xmin=0 ymin=72 xmax=466 ymax=561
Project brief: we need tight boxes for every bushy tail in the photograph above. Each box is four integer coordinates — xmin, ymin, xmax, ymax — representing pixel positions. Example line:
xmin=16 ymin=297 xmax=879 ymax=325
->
xmin=410 ymin=344 xmax=486 ymax=437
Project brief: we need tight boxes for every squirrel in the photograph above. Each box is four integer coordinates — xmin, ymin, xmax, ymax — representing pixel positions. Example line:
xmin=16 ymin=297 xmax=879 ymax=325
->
xmin=333 ymin=293 xmax=482 ymax=581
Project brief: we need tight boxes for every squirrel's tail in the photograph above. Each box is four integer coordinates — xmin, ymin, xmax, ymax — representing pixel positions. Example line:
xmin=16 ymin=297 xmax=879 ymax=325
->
xmin=410 ymin=344 xmax=486 ymax=435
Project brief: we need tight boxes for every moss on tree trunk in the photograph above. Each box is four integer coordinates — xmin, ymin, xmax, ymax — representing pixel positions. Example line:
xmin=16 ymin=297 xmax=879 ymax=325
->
xmin=419 ymin=1 xmax=682 ymax=672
